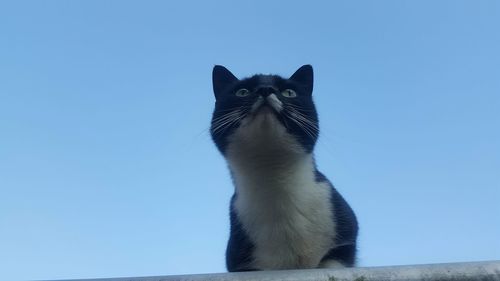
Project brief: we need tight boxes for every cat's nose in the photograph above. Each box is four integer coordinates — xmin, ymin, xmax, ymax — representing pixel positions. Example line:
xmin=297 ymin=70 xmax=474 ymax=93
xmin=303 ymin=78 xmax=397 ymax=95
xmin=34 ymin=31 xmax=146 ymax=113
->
xmin=256 ymin=86 xmax=278 ymax=97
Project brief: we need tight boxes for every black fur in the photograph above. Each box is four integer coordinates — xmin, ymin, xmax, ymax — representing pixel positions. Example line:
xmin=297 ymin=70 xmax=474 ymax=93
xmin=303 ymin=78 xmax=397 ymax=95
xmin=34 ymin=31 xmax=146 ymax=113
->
xmin=211 ymin=65 xmax=358 ymax=271
xmin=316 ymin=170 xmax=358 ymax=266
xmin=226 ymin=195 xmax=256 ymax=271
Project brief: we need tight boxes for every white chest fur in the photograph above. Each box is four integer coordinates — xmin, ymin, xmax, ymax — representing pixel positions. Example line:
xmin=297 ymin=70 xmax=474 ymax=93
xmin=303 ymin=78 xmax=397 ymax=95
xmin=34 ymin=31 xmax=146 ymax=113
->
xmin=225 ymin=113 xmax=336 ymax=270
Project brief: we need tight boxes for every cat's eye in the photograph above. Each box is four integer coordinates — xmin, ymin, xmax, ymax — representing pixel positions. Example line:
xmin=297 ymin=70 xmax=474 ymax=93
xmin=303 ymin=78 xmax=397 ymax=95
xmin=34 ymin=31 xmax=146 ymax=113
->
xmin=281 ymin=89 xmax=297 ymax=98
xmin=235 ymin=88 xmax=250 ymax=97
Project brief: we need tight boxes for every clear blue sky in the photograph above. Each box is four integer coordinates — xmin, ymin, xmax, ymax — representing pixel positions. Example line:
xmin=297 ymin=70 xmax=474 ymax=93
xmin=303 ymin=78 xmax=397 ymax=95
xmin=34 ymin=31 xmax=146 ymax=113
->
xmin=1 ymin=1 xmax=499 ymax=280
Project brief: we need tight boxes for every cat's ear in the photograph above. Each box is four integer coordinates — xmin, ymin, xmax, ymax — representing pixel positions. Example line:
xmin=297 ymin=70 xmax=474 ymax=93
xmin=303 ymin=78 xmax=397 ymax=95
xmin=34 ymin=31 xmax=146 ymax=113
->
xmin=212 ymin=65 xmax=238 ymax=98
xmin=289 ymin=65 xmax=313 ymax=95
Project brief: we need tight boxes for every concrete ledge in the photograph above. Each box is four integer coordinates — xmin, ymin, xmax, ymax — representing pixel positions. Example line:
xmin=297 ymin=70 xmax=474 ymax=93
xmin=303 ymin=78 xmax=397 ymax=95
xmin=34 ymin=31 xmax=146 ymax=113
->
xmin=59 ymin=260 xmax=500 ymax=281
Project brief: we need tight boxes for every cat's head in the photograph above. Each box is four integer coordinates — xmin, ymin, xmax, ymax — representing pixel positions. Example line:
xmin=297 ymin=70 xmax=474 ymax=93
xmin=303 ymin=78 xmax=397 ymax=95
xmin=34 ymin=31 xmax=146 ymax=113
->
xmin=210 ymin=65 xmax=319 ymax=155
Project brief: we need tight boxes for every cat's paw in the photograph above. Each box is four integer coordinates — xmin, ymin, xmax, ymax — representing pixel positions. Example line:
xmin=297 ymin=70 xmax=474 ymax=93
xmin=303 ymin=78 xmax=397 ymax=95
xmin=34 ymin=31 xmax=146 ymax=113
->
xmin=318 ymin=259 xmax=345 ymax=269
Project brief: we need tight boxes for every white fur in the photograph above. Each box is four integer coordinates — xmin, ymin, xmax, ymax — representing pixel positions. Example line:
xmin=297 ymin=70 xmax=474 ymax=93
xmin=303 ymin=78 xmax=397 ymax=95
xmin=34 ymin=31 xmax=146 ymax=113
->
xmin=319 ymin=259 xmax=345 ymax=268
xmin=225 ymin=107 xmax=336 ymax=270
xmin=266 ymin=94 xmax=283 ymax=112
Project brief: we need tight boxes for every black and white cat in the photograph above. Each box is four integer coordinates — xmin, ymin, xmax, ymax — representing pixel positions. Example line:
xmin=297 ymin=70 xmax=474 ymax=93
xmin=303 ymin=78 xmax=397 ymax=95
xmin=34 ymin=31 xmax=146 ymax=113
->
xmin=210 ymin=65 xmax=358 ymax=272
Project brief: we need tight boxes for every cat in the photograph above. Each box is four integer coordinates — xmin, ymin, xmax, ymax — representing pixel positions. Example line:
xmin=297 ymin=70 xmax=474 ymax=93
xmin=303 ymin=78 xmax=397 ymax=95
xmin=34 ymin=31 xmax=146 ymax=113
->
xmin=210 ymin=65 xmax=358 ymax=272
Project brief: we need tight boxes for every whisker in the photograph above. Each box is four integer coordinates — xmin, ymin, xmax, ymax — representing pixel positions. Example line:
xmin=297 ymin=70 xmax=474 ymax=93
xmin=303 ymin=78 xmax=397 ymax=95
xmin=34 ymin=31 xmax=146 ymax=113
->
xmin=216 ymin=112 xmax=247 ymax=136
xmin=211 ymin=111 xmax=243 ymax=133
xmin=211 ymin=109 xmax=250 ymax=137
xmin=285 ymin=107 xmax=319 ymax=131
xmin=283 ymin=111 xmax=318 ymax=139
xmin=285 ymin=103 xmax=315 ymax=112
xmin=290 ymin=112 xmax=319 ymax=129
xmin=211 ymin=111 xmax=242 ymax=126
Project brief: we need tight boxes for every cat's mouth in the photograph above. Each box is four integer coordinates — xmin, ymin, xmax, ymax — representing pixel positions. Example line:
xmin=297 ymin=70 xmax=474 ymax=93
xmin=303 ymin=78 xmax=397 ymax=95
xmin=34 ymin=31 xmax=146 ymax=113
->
xmin=244 ymin=102 xmax=287 ymax=130
xmin=247 ymin=104 xmax=277 ymax=124
xmin=250 ymin=103 xmax=282 ymax=124
xmin=242 ymin=94 xmax=285 ymax=128
xmin=254 ymin=104 xmax=275 ymax=115
xmin=251 ymin=94 xmax=283 ymax=115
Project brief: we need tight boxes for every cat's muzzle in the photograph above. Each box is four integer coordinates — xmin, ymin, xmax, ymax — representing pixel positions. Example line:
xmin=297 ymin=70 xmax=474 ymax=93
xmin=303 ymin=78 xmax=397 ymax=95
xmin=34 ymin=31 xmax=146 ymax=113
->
xmin=252 ymin=94 xmax=283 ymax=115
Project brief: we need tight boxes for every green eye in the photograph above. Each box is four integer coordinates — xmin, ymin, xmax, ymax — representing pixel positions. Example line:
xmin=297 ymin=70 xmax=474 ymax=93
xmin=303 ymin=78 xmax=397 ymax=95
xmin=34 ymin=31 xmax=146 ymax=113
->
xmin=281 ymin=89 xmax=297 ymax=98
xmin=235 ymin=88 xmax=250 ymax=97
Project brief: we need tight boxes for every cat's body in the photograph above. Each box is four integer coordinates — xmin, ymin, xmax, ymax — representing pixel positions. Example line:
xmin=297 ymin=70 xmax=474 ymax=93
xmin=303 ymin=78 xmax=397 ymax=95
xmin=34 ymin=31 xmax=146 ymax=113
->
xmin=210 ymin=65 xmax=358 ymax=272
